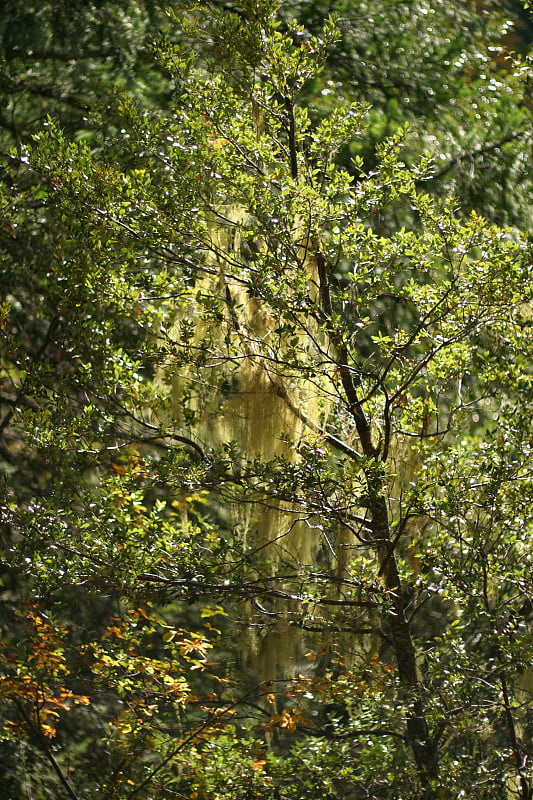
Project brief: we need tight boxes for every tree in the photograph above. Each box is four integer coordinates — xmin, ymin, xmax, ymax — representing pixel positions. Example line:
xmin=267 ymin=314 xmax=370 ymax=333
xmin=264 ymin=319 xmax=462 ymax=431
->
xmin=1 ymin=1 xmax=532 ymax=798
xmin=0 ymin=0 xmax=176 ymax=151
xmin=289 ymin=0 xmax=533 ymax=229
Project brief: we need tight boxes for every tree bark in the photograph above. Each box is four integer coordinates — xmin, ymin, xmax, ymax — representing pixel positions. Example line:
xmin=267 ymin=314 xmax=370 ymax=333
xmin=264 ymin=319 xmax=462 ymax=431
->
xmin=317 ymin=249 xmax=438 ymax=791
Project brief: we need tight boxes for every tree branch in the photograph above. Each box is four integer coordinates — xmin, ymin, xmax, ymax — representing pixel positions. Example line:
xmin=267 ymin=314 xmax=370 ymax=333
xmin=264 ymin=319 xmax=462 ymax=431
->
xmin=423 ymin=131 xmax=527 ymax=184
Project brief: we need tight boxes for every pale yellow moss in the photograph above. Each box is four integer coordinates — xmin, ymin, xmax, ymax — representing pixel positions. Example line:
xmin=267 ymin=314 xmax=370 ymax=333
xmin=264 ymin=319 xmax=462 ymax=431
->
xmin=157 ymin=197 xmax=381 ymax=679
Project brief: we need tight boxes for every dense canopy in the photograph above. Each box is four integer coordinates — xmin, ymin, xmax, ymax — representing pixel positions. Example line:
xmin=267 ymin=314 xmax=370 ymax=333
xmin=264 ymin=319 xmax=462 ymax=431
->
xmin=1 ymin=2 xmax=532 ymax=799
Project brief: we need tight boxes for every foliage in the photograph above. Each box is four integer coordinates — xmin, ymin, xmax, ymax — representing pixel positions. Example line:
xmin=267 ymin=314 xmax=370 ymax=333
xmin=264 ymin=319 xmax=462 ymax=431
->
xmin=1 ymin=1 xmax=533 ymax=799
xmin=0 ymin=0 xmax=175 ymax=151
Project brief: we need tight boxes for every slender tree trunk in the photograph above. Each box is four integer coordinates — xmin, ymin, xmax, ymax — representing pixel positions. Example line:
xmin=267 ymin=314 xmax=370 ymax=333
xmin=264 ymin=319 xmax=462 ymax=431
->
xmin=318 ymin=249 xmax=438 ymax=791
xmin=372 ymin=495 xmax=438 ymax=791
